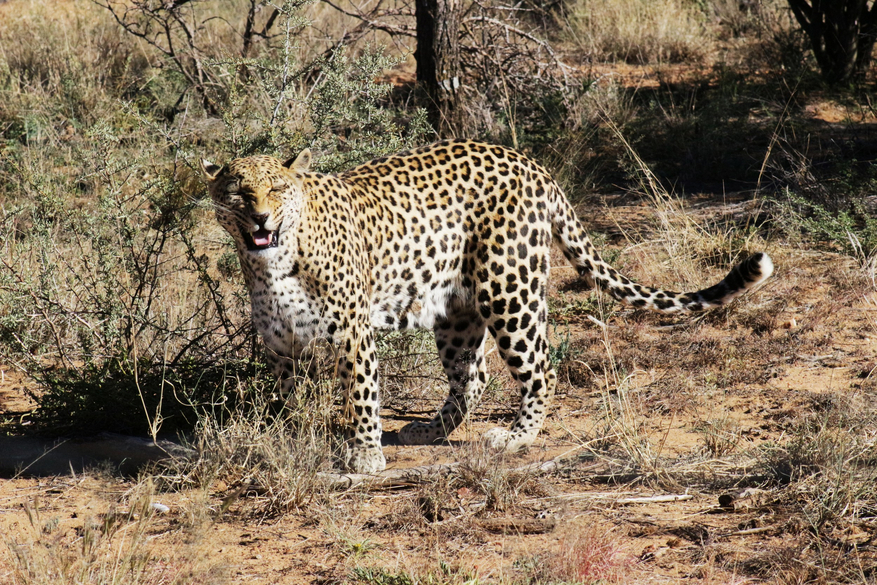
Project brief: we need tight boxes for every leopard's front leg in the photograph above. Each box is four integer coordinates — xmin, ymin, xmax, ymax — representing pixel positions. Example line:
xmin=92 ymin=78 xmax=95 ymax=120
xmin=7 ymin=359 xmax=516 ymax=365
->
xmin=337 ymin=325 xmax=386 ymax=473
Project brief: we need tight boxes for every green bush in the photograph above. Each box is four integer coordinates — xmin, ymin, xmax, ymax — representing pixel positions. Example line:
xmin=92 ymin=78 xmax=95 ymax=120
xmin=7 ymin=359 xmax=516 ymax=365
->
xmin=0 ymin=1 xmax=429 ymax=438
xmin=770 ymin=150 xmax=877 ymax=262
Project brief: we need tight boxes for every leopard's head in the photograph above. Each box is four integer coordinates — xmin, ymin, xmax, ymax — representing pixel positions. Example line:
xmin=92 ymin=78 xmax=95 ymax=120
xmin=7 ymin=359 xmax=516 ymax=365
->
xmin=201 ymin=150 xmax=311 ymax=255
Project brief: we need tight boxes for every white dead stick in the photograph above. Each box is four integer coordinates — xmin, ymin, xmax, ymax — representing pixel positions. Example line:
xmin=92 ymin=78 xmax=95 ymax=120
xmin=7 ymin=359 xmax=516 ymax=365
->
xmin=587 ymin=314 xmax=607 ymax=328
xmin=524 ymin=491 xmax=687 ymax=504
xmin=721 ymin=525 xmax=776 ymax=537
xmin=615 ymin=494 xmax=694 ymax=505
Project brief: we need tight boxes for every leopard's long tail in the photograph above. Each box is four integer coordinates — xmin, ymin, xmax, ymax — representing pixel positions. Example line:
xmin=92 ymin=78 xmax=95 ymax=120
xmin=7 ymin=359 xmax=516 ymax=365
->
xmin=549 ymin=191 xmax=773 ymax=314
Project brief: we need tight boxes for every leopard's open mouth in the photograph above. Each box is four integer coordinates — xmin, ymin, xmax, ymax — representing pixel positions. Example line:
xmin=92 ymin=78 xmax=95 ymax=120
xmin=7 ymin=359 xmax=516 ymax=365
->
xmin=241 ymin=225 xmax=279 ymax=251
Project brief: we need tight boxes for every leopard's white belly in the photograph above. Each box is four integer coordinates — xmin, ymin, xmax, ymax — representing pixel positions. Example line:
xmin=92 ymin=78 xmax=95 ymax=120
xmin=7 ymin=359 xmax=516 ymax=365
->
xmin=368 ymin=272 xmax=468 ymax=331
xmin=251 ymin=271 xmax=323 ymax=355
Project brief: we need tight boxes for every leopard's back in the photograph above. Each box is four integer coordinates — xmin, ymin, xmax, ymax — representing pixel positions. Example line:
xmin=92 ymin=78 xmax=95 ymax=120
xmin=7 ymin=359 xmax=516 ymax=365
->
xmin=340 ymin=140 xmax=560 ymax=331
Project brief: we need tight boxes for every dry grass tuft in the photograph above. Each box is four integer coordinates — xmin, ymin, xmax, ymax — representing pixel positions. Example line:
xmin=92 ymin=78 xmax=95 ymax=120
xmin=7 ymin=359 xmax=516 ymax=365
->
xmin=534 ymin=525 xmax=634 ymax=584
xmin=3 ymin=479 xmax=221 ymax=585
xmin=453 ymin=443 xmax=549 ymax=513
xmin=567 ymin=0 xmax=712 ymax=64
xmin=695 ymin=414 xmax=742 ymax=458
xmin=158 ymin=384 xmax=340 ymax=517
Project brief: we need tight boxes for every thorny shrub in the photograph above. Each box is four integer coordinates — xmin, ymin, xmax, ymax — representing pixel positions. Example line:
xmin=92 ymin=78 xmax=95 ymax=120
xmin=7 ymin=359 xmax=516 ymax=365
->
xmin=0 ymin=1 xmax=429 ymax=439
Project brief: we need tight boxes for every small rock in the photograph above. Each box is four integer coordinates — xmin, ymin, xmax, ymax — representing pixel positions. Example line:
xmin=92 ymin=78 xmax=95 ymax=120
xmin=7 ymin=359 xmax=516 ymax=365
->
xmin=151 ymin=503 xmax=170 ymax=514
xmin=780 ymin=317 xmax=797 ymax=329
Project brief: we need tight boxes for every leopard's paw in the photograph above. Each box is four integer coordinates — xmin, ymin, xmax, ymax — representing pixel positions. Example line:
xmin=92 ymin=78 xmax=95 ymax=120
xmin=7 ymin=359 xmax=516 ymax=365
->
xmin=484 ymin=428 xmax=533 ymax=452
xmin=346 ymin=445 xmax=386 ymax=474
xmin=398 ymin=422 xmax=445 ymax=445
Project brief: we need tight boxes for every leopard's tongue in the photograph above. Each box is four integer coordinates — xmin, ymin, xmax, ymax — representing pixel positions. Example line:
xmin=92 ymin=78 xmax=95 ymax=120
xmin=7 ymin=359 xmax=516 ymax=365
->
xmin=252 ymin=229 xmax=273 ymax=247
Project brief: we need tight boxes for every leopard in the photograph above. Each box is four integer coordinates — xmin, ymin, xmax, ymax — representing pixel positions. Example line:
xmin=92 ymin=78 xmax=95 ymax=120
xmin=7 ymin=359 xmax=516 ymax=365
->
xmin=201 ymin=139 xmax=773 ymax=474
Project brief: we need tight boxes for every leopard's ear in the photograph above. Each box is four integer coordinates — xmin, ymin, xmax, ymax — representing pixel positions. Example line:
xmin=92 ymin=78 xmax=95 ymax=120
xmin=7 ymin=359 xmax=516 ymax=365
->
xmin=200 ymin=159 xmax=223 ymax=180
xmin=283 ymin=149 xmax=311 ymax=172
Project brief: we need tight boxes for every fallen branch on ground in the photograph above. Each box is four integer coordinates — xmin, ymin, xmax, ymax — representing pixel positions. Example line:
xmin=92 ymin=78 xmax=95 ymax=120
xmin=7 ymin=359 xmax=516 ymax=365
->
xmin=319 ymin=456 xmax=572 ymax=491
xmin=475 ymin=516 xmax=557 ymax=534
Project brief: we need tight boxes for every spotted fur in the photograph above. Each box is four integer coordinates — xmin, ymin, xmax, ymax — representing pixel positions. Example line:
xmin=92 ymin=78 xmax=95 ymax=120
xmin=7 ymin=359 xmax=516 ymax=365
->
xmin=202 ymin=139 xmax=773 ymax=473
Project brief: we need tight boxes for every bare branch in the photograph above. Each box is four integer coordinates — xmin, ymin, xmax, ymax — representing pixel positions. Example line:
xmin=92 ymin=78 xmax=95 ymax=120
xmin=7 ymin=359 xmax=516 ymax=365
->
xmin=321 ymin=0 xmax=416 ymax=37
xmin=463 ymin=14 xmax=572 ymax=82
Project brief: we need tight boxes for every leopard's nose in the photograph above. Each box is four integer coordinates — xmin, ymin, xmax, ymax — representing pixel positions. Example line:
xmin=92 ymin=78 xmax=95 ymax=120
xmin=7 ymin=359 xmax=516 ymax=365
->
xmin=251 ymin=213 xmax=269 ymax=227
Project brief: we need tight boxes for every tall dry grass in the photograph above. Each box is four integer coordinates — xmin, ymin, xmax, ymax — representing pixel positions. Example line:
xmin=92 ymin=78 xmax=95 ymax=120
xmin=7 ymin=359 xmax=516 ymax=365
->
xmin=0 ymin=1 xmax=143 ymax=147
xmin=566 ymin=0 xmax=713 ymax=64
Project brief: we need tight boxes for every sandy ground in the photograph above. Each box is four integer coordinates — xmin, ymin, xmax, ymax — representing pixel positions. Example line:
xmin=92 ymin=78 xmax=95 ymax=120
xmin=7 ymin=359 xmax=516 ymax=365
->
xmin=1 ymin=198 xmax=875 ymax=584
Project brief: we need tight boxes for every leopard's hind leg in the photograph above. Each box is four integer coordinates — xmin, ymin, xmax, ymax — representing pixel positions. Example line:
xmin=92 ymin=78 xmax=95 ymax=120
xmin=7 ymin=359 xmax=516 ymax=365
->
xmin=399 ymin=309 xmax=488 ymax=444
xmin=481 ymin=301 xmax=558 ymax=453
xmin=470 ymin=232 xmax=558 ymax=453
